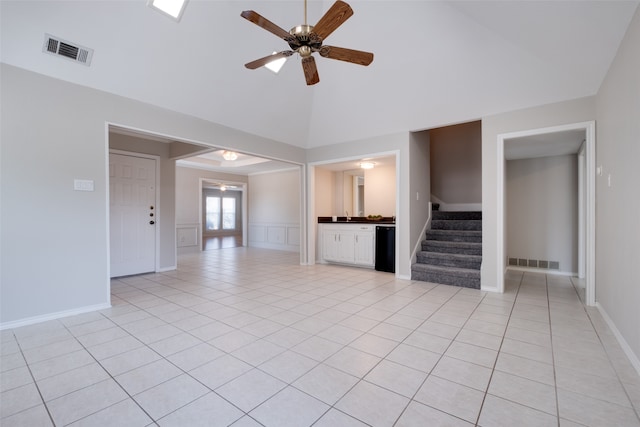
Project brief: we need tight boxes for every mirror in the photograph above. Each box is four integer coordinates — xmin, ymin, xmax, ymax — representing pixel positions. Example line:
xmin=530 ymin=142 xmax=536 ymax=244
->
xmin=343 ymin=169 xmax=365 ymax=216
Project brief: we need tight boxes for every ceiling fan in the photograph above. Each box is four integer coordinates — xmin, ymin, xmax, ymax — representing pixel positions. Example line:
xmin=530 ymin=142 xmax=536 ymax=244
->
xmin=240 ymin=0 xmax=374 ymax=85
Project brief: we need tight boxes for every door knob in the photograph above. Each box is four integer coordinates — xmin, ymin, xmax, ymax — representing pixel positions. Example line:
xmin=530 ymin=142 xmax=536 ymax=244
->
xmin=149 ymin=220 xmax=155 ymax=225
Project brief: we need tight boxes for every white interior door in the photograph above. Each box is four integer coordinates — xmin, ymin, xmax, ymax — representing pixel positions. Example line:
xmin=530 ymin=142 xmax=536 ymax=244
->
xmin=109 ymin=153 xmax=157 ymax=277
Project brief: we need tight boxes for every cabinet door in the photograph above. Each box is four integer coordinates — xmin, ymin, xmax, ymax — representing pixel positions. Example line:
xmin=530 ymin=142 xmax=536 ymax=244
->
xmin=354 ymin=231 xmax=374 ymax=266
xmin=322 ymin=230 xmax=340 ymax=262
xmin=336 ymin=230 xmax=355 ymax=263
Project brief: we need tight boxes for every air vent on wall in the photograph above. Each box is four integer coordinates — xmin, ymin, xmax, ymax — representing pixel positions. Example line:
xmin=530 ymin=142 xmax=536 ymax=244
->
xmin=42 ymin=34 xmax=93 ymax=66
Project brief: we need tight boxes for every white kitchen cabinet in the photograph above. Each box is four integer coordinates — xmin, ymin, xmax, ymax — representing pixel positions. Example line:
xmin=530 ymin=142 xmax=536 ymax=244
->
xmin=320 ymin=224 xmax=374 ymax=267
xmin=353 ymin=230 xmax=374 ymax=266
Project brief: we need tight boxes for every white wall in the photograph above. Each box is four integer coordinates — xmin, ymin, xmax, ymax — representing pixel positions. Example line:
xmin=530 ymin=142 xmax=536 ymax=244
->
xmin=507 ymin=155 xmax=578 ymax=274
xmin=248 ymin=169 xmax=301 ymax=252
xmin=595 ymin=7 xmax=640 ymax=370
xmin=430 ymin=121 xmax=482 ymax=205
xmin=364 ymin=163 xmax=396 ymax=217
xmin=314 ymin=168 xmax=335 ymax=217
xmin=481 ymin=97 xmax=595 ymax=292
xmin=176 ymin=167 xmax=248 ymax=224
xmin=0 ymin=64 xmax=305 ymax=327
xmin=409 ymin=131 xmax=431 ymax=262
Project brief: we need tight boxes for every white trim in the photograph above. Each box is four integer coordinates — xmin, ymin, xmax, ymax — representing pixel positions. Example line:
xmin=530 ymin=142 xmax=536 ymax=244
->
xmin=109 ymin=149 xmax=162 ymax=274
xmin=248 ymin=166 xmax=301 ymax=176
xmin=496 ymin=121 xmax=595 ymax=305
xmin=242 ymin=183 xmax=249 ymax=248
xmin=104 ymin=124 xmax=112 ymax=307
xmin=578 ymin=141 xmax=586 ymax=279
xmin=585 ymin=122 xmax=596 ymax=306
xmin=157 ymin=265 xmax=177 ymax=272
xmin=0 ymin=303 xmax=111 ymax=331
xmin=506 ymin=266 xmax=577 ymax=277
xmin=496 ymin=134 xmax=505 ymax=292
xmin=307 ymin=164 xmax=317 ymax=265
xmin=300 ymin=164 xmax=308 ymax=265
xmin=394 ymin=150 xmax=401 ymax=277
xmin=596 ymin=303 xmax=640 ymax=377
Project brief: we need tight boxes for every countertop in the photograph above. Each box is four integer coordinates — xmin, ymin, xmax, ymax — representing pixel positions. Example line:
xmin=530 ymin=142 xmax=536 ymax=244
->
xmin=318 ymin=216 xmax=396 ymax=225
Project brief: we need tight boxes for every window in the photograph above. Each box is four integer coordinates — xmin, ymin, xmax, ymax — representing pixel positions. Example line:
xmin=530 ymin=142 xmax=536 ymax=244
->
xmin=222 ymin=197 xmax=236 ymax=229
xmin=205 ymin=196 xmax=221 ymax=231
xmin=205 ymin=194 xmax=237 ymax=231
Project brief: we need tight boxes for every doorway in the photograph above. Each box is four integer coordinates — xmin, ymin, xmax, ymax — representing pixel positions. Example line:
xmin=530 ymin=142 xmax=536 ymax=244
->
xmin=496 ymin=121 xmax=595 ymax=305
xmin=202 ymin=183 xmax=244 ymax=250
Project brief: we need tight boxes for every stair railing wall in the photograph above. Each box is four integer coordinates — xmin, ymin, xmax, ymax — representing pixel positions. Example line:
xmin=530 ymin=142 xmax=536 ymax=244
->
xmin=411 ymin=202 xmax=432 ymax=265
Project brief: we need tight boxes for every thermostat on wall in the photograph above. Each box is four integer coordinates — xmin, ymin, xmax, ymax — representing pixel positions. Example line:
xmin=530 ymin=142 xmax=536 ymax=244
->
xmin=74 ymin=179 xmax=94 ymax=191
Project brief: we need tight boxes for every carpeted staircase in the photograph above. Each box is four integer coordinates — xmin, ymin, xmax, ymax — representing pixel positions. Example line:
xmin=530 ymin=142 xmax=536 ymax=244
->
xmin=412 ymin=211 xmax=482 ymax=289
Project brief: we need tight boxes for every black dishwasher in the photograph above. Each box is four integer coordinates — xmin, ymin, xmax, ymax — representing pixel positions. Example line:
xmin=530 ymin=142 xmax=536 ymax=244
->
xmin=375 ymin=226 xmax=395 ymax=273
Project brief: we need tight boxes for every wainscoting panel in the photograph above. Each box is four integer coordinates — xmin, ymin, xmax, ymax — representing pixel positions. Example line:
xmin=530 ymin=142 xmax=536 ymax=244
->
xmin=249 ymin=223 xmax=299 ymax=252
xmin=177 ymin=224 xmax=199 ymax=248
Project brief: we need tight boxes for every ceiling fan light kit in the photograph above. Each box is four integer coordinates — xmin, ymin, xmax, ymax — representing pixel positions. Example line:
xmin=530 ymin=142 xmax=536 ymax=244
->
xmin=222 ymin=150 xmax=238 ymax=161
xmin=241 ymin=0 xmax=374 ymax=85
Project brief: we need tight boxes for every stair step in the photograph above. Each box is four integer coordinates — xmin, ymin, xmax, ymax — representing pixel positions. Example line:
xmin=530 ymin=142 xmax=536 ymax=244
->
xmin=432 ymin=211 xmax=482 ymax=221
xmin=431 ymin=219 xmax=482 ymax=231
xmin=425 ymin=229 xmax=482 ymax=243
xmin=422 ymin=240 xmax=482 ymax=256
xmin=411 ymin=264 xmax=480 ymax=289
xmin=417 ymin=251 xmax=481 ymax=270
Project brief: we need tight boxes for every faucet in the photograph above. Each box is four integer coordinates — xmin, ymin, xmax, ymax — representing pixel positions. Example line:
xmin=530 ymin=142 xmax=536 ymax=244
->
xmin=345 ymin=210 xmax=351 ymax=222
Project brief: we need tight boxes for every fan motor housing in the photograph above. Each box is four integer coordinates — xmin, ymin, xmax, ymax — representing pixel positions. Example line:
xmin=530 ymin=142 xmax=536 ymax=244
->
xmin=290 ymin=25 xmax=313 ymax=40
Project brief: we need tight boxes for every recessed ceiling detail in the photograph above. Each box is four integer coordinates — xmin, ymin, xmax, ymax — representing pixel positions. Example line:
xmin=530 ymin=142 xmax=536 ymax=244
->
xmin=42 ymin=33 xmax=93 ymax=66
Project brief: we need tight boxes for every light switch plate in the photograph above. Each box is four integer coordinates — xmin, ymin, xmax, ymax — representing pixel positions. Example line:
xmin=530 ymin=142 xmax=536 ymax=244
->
xmin=74 ymin=179 xmax=94 ymax=191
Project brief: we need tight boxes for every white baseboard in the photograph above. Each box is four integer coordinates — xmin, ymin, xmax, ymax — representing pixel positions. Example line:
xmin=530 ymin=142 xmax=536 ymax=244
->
xmin=0 ymin=302 xmax=112 ymax=331
xmin=157 ymin=265 xmax=177 ymax=272
xmin=595 ymin=303 xmax=640 ymax=377
xmin=506 ymin=266 xmax=576 ymax=277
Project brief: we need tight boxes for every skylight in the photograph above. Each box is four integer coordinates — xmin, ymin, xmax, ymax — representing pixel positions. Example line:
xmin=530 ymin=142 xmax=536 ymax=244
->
xmin=148 ymin=0 xmax=188 ymax=21
xmin=265 ymin=52 xmax=287 ymax=74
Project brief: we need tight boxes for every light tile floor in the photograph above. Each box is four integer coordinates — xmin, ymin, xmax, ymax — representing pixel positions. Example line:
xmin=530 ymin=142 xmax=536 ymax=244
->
xmin=2 ymin=248 xmax=640 ymax=426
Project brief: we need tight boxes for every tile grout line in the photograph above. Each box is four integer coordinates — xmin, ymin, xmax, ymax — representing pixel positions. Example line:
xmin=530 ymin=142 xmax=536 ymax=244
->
xmin=473 ymin=270 xmax=523 ymax=427
xmin=9 ymin=332 xmax=58 ymax=426
xmin=388 ymin=284 xmax=490 ymax=426
xmin=568 ymin=276 xmax=640 ymax=423
xmin=545 ymin=274 xmax=561 ymax=427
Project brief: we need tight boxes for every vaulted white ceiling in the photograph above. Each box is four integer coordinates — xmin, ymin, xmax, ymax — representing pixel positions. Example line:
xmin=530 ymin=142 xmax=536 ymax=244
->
xmin=1 ymin=1 xmax=637 ymax=149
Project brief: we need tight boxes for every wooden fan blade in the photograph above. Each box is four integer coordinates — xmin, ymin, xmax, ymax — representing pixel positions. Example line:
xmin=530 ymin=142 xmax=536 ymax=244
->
xmin=313 ymin=0 xmax=353 ymax=40
xmin=319 ymin=46 xmax=374 ymax=66
xmin=301 ymin=56 xmax=320 ymax=85
xmin=245 ymin=51 xmax=294 ymax=70
xmin=241 ymin=10 xmax=291 ymax=40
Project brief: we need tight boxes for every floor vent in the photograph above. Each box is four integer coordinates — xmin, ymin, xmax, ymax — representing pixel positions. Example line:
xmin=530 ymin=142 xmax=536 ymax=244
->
xmin=509 ymin=257 xmax=558 ymax=270
xmin=42 ymin=34 xmax=93 ymax=66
